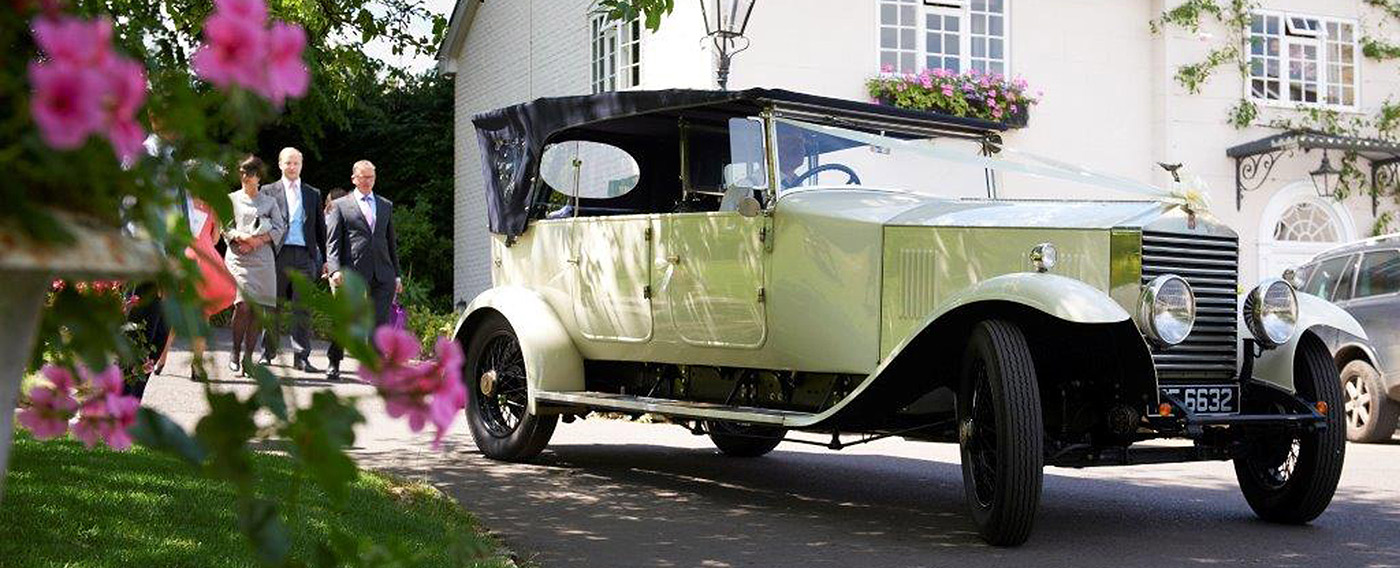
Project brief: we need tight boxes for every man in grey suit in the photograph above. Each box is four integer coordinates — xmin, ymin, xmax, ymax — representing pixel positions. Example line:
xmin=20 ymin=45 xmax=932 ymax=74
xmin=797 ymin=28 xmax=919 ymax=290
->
xmin=259 ymin=147 xmax=328 ymax=373
xmin=326 ymin=159 xmax=402 ymax=379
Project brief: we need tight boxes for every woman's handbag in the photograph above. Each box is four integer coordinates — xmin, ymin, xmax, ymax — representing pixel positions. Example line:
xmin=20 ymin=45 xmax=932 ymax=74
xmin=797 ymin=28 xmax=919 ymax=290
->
xmin=389 ymin=296 xmax=408 ymax=330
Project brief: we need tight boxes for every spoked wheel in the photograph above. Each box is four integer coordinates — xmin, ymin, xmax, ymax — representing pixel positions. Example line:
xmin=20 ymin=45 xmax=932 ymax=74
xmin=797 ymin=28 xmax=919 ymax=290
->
xmin=464 ymin=314 xmax=557 ymax=462
xmin=705 ymin=421 xmax=785 ymax=457
xmin=1340 ymin=359 xmax=1399 ymax=443
xmin=1233 ymin=335 xmax=1345 ymax=523
xmin=957 ymin=319 xmax=1043 ymax=547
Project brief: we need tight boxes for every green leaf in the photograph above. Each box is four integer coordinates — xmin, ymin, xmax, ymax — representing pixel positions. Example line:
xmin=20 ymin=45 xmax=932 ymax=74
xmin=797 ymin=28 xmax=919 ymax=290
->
xmin=236 ymin=497 xmax=291 ymax=566
xmin=131 ymin=408 xmax=208 ymax=465
xmin=195 ymin=391 xmax=259 ymax=490
xmin=287 ymin=391 xmax=364 ymax=503
xmin=250 ymin=365 xmax=289 ymax=422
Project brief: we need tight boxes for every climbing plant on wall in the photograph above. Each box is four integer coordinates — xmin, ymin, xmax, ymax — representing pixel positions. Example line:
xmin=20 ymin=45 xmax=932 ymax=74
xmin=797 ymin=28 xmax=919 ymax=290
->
xmin=1150 ymin=0 xmax=1400 ymax=233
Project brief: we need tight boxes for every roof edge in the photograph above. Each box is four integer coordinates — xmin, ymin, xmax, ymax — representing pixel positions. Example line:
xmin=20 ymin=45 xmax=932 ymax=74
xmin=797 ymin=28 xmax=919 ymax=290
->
xmin=434 ymin=0 xmax=480 ymax=73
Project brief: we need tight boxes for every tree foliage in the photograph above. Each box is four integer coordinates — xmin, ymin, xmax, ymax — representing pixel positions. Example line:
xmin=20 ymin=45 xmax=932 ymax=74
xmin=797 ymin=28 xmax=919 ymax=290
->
xmin=255 ymin=74 xmax=454 ymax=310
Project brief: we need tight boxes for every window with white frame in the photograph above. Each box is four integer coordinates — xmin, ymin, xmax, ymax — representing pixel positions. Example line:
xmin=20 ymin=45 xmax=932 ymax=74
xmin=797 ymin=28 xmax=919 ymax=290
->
xmin=1248 ymin=11 xmax=1357 ymax=107
xmin=878 ymin=0 xmax=1007 ymax=75
xmin=591 ymin=13 xmax=642 ymax=94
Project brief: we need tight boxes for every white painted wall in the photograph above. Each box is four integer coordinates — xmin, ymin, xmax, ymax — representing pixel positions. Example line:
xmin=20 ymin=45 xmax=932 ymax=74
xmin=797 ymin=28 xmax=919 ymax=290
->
xmin=449 ymin=0 xmax=1400 ymax=303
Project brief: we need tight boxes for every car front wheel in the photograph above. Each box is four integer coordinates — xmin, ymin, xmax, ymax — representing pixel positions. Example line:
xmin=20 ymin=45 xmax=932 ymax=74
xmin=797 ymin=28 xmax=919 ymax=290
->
xmin=464 ymin=314 xmax=558 ymax=462
xmin=1340 ymin=359 xmax=1399 ymax=443
xmin=1233 ymin=335 xmax=1345 ymax=524
xmin=957 ymin=319 xmax=1043 ymax=547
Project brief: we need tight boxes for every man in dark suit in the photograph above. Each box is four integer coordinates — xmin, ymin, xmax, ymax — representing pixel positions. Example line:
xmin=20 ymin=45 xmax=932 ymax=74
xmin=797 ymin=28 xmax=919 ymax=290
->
xmin=326 ymin=159 xmax=402 ymax=379
xmin=259 ymin=147 xmax=328 ymax=373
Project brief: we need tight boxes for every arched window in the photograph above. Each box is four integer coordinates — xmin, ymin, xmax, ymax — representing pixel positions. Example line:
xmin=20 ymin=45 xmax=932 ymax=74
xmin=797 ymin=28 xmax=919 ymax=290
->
xmin=1272 ymin=201 xmax=1341 ymax=242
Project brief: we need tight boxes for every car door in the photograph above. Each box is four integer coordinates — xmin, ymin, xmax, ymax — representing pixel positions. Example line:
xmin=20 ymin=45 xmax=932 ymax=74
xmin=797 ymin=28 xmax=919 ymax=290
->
xmin=573 ymin=216 xmax=654 ymax=342
xmin=1344 ymin=249 xmax=1400 ymax=378
xmin=660 ymin=211 xmax=767 ymax=348
xmin=537 ymin=139 xmax=654 ymax=343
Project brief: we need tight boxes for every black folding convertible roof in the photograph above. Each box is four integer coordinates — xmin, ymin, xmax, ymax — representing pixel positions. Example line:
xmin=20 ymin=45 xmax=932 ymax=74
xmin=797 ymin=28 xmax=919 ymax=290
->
xmin=472 ymin=88 xmax=1006 ymax=237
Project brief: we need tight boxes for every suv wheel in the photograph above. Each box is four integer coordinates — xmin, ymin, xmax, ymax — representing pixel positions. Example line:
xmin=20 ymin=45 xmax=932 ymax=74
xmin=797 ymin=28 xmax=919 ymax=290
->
xmin=705 ymin=421 xmax=785 ymax=457
xmin=464 ymin=314 xmax=558 ymax=462
xmin=957 ymin=319 xmax=1043 ymax=547
xmin=1233 ymin=335 xmax=1345 ymax=523
xmin=1340 ymin=359 xmax=1399 ymax=443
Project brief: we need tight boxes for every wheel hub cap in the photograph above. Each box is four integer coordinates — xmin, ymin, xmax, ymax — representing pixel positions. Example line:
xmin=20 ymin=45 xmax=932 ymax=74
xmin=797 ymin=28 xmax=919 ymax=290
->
xmin=480 ymin=369 xmax=497 ymax=397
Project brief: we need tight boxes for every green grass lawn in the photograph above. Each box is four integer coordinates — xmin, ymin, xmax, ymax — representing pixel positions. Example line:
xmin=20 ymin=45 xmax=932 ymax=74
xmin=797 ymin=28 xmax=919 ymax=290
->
xmin=0 ymin=433 xmax=513 ymax=567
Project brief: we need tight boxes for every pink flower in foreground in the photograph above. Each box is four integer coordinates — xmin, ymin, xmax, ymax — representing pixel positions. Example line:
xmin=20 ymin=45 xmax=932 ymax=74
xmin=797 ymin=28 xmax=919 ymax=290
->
xmin=28 ymin=61 xmax=104 ymax=149
xmin=260 ymin=22 xmax=309 ymax=105
xmin=374 ymin=325 xmax=421 ymax=366
xmin=32 ymin=16 xmax=112 ymax=67
xmin=193 ymin=13 xmax=268 ymax=90
xmin=360 ymin=326 xmax=468 ymax=450
xmin=16 ymin=366 xmax=80 ymax=440
xmin=71 ymin=364 xmax=140 ymax=450
xmin=214 ymin=0 xmax=268 ymax=23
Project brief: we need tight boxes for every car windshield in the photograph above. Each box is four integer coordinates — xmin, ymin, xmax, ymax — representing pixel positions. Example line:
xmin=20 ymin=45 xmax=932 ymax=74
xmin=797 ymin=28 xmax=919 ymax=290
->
xmin=762 ymin=118 xmax=1173 ymax=202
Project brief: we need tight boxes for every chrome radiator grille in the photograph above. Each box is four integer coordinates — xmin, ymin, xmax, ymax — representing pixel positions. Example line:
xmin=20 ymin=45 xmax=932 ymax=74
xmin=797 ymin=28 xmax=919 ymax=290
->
xmin=1141 ymin=231 xmax=1239 ymax=382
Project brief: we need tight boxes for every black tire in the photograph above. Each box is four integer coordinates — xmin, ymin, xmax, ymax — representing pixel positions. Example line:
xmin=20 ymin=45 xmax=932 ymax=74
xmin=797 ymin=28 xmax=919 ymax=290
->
xmin=705 ymin=421 xmax=785 ymax=457
xmin=1340 ymin=359 xmax=1399 ymax=443
xmin=1233 ymin=335 xmax=1346 ymax=524
xmin=957 ymin=319 xmax=1043 ymax=547
xmin=464 ymin=314 xmax=558 ymax=462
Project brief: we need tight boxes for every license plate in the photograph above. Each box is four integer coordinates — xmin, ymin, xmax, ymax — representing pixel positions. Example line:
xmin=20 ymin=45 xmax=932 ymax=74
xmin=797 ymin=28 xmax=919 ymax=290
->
xmin=1160 ymin=385 xmax=1239 ymax=415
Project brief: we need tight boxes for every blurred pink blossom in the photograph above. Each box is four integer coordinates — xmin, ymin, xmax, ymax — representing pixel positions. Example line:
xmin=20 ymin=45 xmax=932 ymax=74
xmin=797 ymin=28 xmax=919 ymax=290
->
xmin=193 ymin=13 xmax=268 ymax=90
xmin=32 ymin=16 xmax=112 ymax=67
xmin=214 ymin=0 xmax=269 ymax=22
xmin=28 ymin=61 xmax=103 ymax=149
xmin=27 ymin=15 xmax=146 ymax=160
xmin=71 ymin=364 xmax=140 ymax=450
xmin=16 ymin=366 xmax=80 ymax=440
xmin=260 ymin=22 xmax=309 ymax=105
xmin=360 ymin=326 xmax=468 ymax=450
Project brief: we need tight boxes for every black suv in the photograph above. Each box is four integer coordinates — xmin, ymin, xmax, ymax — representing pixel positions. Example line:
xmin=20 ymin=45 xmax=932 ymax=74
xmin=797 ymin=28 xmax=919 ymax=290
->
xmin=1290 ymin=235 xmax=1400 ymax=442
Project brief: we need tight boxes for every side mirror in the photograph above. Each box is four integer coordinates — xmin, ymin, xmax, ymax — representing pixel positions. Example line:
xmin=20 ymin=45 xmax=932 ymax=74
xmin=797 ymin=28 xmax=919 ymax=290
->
xmin=737 ymin=196 xmax=761 ymax=218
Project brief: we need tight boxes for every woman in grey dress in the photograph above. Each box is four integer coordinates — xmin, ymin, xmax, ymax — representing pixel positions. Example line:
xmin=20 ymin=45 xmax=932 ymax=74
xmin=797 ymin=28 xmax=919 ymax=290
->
xmin=224 ymin=156 xmax=285 ymax=374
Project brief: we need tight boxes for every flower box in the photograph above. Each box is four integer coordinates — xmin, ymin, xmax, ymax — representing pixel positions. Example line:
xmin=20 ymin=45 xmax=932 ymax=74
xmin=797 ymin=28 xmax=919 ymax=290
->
xmin=868 ymin=67 xmax=1039 ymax=130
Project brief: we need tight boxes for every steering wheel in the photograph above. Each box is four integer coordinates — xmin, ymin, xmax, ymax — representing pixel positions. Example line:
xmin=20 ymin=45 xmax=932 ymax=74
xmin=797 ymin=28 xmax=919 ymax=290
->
xmin=787 ymin=163 xmax=861 ymax=188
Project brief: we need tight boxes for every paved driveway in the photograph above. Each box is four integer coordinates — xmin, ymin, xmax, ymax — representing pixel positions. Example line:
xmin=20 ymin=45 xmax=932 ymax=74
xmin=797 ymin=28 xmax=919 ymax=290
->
xmin=148 ymin=337 xmax=1400 ymax=568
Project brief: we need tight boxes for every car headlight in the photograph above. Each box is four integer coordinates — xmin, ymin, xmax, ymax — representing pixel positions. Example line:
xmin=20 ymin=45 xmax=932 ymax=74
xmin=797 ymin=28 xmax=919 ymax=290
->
xmin=1138 ymin=275 xmax=1196 ymax=346
xmin=1244 ymin=278 xmax=1297 ymax=348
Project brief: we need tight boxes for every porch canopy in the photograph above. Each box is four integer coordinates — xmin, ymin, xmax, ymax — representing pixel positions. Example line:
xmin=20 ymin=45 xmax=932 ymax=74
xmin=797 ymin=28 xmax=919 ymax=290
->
xmin=471 ymin=88 xmax=1006 ymax=237
xmin=1226 ymin=129 xmax=1400 ymax=212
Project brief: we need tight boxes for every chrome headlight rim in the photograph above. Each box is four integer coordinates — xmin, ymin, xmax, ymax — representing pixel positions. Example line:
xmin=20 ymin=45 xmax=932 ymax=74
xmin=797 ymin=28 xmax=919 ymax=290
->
xmin=1245 ymin=278 xmax=1298 ymax=348
xmin=1138 ymin=274 xmax=1197 ymax=346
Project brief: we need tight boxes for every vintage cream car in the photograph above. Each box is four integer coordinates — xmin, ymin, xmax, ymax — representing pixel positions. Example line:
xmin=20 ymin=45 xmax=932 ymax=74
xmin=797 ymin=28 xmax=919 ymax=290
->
xmin=456 ymin=89 xmax=1365 ymax=546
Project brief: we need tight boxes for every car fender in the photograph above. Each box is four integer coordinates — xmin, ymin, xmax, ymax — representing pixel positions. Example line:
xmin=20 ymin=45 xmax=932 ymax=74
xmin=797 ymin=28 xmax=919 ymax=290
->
xmin=1249 ymin=292 xmax=1368 ymax=394
xmin=455 ymin=286 xmax=585 ymax=414
xmin=792 ymin=273 xmax=1141 ymax=428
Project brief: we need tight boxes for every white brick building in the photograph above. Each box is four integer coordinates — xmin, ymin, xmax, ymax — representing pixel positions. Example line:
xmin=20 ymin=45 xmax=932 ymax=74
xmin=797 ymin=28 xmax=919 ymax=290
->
xmin=437 ymin=0 xmax=1400 ymax=305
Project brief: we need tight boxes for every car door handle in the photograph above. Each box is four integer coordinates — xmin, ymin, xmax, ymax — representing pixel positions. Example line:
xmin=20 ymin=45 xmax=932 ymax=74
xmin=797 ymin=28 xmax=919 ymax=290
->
xmin=667 ymin=254 xmax=681 ymax=264
xmin=566 ymin=257 xmax=580 ymax=265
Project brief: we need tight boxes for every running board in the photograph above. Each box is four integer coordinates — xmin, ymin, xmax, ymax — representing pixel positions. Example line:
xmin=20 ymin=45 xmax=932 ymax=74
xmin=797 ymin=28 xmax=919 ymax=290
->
xmin=534 ymin=391 xmax=815 ymax=426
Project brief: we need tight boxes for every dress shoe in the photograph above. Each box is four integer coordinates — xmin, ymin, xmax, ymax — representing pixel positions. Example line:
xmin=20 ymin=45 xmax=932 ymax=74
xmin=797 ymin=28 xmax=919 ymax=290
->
xmin=190 ymin=363 xmax=208 ymax=383
xmin=326 ymin=365 xmax=340 ymax=381
xmin=294 ymin=359 xmax=323 ymax=373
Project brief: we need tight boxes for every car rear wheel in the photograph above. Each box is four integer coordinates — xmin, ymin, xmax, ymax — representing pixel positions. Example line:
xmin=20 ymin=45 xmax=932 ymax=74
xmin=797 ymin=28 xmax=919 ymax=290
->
xmin=464 ymin=314 xmax=558 ymax=462
xmin=705 ymin=421 xmax=785 ymax=457
xmin=957 ymin=319 xmax=1043 ymax=547
xmin=1233 ymin=335 xmax=1345 ymax=524
xmin=1340 ymin=359 xmax=1399 ymax=443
